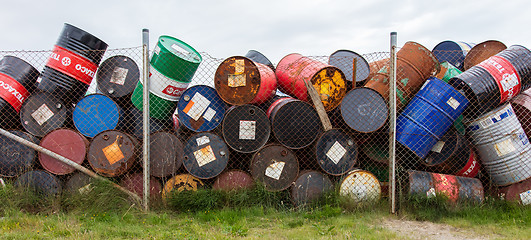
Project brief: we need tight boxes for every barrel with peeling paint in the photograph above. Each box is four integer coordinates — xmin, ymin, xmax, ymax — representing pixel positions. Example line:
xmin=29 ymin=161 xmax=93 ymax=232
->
xmin=87 ymin=130 xmax=138 ymax=177
xmin=497 ymin=177 xmax=531 ymax=205
xmin=176 ymin=85 xmax=227 ymax=132
xmin=250 ymin=144 xmax=299 ymax=191
xmin=162 ymin=174 xmax=204 ymax=199
xmin=149 ymin=131 xmax=183 ymax=178
xmin=339 ymin=169 xmax=382 ymax=206
xmin=183 ymin=132 xmax=229 ymax=179
xmin=408 ymin=170 xmax=484 ymax=203
xmin=463 ymin=40 xmax=506 ymax=70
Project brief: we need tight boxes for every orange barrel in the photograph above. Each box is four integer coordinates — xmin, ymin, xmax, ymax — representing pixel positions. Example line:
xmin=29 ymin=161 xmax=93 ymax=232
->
xmin=214 ymin=56 xmax=277 ymax=105
xmin=497 ymin=177 xmax=531 ymax=205
xmin=20 ymin=92 xmax=71 ymax=138
xmin=162 ymin=173 xmax=204 ymax=199
xmin=328 ymin=50 xmax=370 ymax=86
xmin=183 ymin=132 xmax=229 ymax=179
xmin=339 ymin=169 xmax=382 ymax=206
xmin=250 ymin=144 xmax=299 ymax=191
xmin=367 ymin=58 xmax=388 ymax=81
xmin=121 ymin=172 xmax=162 ymax=199
xmin=463 ymin=40 xmax=507 ymax=70
xmin=408 ymin=170 xmax=484 ymax=203
xmin=291 ymin=171 xmax=333 ymax=207
xmin=275 ymin=53 xmax=347 ymax=112
xmin=14 ymin=170 xmax=62 ymax=197
xmin=511 ymin=88 xmax=531 ymax=137
xmin=212 ymin=169 xmax=254 ymax=191
xmin=65 ymin=171 xmax=93 ymax=194
xmin=364 ymin=41 xmax=440 ymax=109
xmin=267 ymin=97 xmax=322 ymax=149
xmin=87 ymin=130 xmax=138 ymax=177
xmin=0 ymin=130 xmax=39 ymax=177
xmin=314 ymin=129 xmax=358 ymax=176
xmin=96 ymin=55 xmax=140 ymax=109
xmin=149 ymin=131 xmax=184 ymax=178
xmin=39 ymin=128 xmax=88 ymax=175
xmin=221 ymin=104 xmax=270 ymax=153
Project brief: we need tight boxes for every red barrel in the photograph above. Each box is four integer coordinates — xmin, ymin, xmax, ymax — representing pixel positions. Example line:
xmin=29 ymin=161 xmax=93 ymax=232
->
xmin=87 ymin=130 xmax=138 ymax=177
xmin=408 ymin=170 xmax=484 ymax=203
xmin=39 ymin=128 xmax=88 ymax=175
xmin=212 ymin=169 xmax=254 ymax=191
xmin=275 ymin=53 xmax=347 ymax=112
xmin=121 ymin=172 xmax=162 ymax=199
xmin=250 ymin=144 xmax=299 ymax=191
xmin=215 ymin=56 xmax=277 ymax=105
xmin=38 ymin=23 xmax=108 ymax=106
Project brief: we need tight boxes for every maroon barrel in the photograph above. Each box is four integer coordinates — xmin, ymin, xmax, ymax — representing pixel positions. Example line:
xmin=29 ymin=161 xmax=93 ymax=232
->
xmin=497 ymin=177 xmax=531 ymax=205
xmin=87 ymin=130 xmax=138 ymax=177
xmin=121 ymin=172 xmax=162 ymax=199
xmin=511 ymin=88 xmax=531 ymax=137
xmin=212 ymin=169 xmax=254 ymax=191
xmin=250 ymin=144 xmax=299 ymax=191
xmin=463 ymin=40 xmax=506 ymax=71
xmin=39 ymin=128 xmax=88 ymax=175
xmin=149 ymin=131 xmax=184 ymax=178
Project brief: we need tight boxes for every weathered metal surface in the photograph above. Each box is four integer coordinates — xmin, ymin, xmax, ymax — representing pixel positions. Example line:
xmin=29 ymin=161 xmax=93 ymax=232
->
xmin=14 ymin=170 xmax=62 ymax=197
xmin=340 ymin=87 xmax=388 ymax=133
xmin=65 ymin=171 xmax=93 ymax=194
xmin=162 ymin=173 xmax=204 ymax=199
xmin=87 ymin=130 xmax=138 ymax=177
xmin=222 ymin=104 xmax=270 ymax=153
xmin=39 ymin=128 xmax=88 ymax=175
xmin=463 ymin=40 xmax=507 ymax=70
xmin=212 ymin=169 xmax=254 ymax=191
xmin=250 ymin=144 xmax=299 ymax=191
xmin=183 ymin=132 xmax=229 ymax=179
xmin=0 ymin=130 xmax=38 ymax=177
xmin=511 ymin=88 xmax=531 ymax=138
xmin=408 ymin=170 xmax=484 ymax=203
xmin=498 ymin=177 xmax=531 ymax=205
xmin=20 ymin=92 xmax=70 ymax=138
xmin=339 ymin=169 xmax=382 ymax=206
xmin=328 ymin=50 xmax=370 ymax=85
xmin=121 ymin=172 xmax=162 ymax=199
xmin=291 ymin=170 xmax=333 ymax=207
xmin=315 ymin=129 xmax=357 ymax=175
xmin=149 ymin=131 xmax=183 ymax=178
xmin=96 ymin=55 xmax=140 ymax=106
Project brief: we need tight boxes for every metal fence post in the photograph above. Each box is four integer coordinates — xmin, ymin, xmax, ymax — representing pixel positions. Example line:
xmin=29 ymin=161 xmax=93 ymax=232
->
xmin=142 ymin=29 xmax=150 ymax=211
xmin=389 ymin=32 xmax=398 ymax=214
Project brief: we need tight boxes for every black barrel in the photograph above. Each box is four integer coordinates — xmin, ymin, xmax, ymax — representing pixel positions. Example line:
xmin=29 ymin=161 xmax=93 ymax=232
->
xmin=38 ymin=23 xmax=108 ymax=106
xmin=250 ymin=144 xmax=299 ymax=191
xmin=65 ymin=171 xmax=93 ymax=194
xmin=20 ymin=92 xmax=70 ymax=137
xmin=183 ymin=132 xmax=229 ymax=179
xmin=125 ymin=106 xmax=173 ymax=140
xmin=245 ymin=50 xmax=275 ymax=71
xmin=315 ymin=129 xmax=358 ymax=176
xmin=0 ymin=130 xmax=39 ymax=177
xmin=222 ymin=104 xmax=271 ymax=153
xmin=291 ymin=171 xmax=333 ymax=207
xmin=96 ymin=55 xmax=140 ymax=108
xmin=340 ymin=87 xmax=388 ymax=133
xmin=0 ymin=56 xmax=39 ymax=129
xmin=14 ymin=170 xmax=62 ymax=197
xmin=449 ymin=45 xmax=531 ymax=118
xmin=150 ymin=131 xmax=184 ymax=178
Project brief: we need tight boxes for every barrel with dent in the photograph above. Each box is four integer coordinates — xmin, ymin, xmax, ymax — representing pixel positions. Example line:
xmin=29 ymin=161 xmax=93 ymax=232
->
xmin=275 ymin=53 xmax=347 ymax=112
xmin=0 ymin=56 xmax=39 ymax=129
xmin=73 ymin=94 xmax=124 ymax=138
xmin=96 ymin=55 xmax=140 ymax=108
xmin=39 ymin=128 xmax=88 ymax=175
xmin=466 ymin=103 xmax=531 ymax=186
xmin=339 ymin=169 xmax=382 ymax=206
xmin=250 ymin=144 xmax=299 ymax=191
xmin=432 ymin=41 xmax=474 ymax=71
xmin=131 ymin=35 xmax=202 ymax=120
xmin=20 ymin=92 xmax=71 ymax=137
xmin=222 ymin=104 xmax=270 ymax=153
xmin=87 ymin=130 xmax=138 ymax=177
xmin=408 ymin=170 xmax=484 ymax=203
xmin=38 ymin=23 xmax=107 ymax=106
xmin=176 ymin=85 xmax=227 ymax=132
xmin=315 ymin=129 xmax=358 ymax=176
xmin=215 ymin=56 xmax=277 ymax=105
xmin=0 ymin=130 xmax=39 ymax=177
xmin=183 ymin=132 xmax=229 ymax=179
xmin=397 ymin=77 xmax=469 ymax=158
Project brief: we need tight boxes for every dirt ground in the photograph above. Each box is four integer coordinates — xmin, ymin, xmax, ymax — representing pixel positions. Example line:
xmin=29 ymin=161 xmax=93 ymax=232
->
xmin=379 ymin=217 xmax=497 ymax=240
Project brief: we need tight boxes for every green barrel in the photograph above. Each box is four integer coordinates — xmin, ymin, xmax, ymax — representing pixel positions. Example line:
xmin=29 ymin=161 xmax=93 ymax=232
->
xmin=435 ymin=61 xmax=465 ymax=135
xmin=131 ymin=35 xmax=202 ymax=120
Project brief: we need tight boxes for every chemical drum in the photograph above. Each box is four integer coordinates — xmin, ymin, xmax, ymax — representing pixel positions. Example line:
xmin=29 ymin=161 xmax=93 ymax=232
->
xmin=275 ymin=53 xmax=347 ymax=112
xmin=466 ymin=103 xmax=531 ymax=186
xmin=291 ymin=171 xmax=333 ymax=207
xmin=73 ymin=94 xmax=124 ymax=138
xmin=0 ymin=130 xmax=39 ymax=177
xmin=432 ymin=40 xmax=475 ymax=71
xmin=267 ymin=97 xmax=322 ymax=149
xmin=250 ymin=144 xmax=299 ymax=191
xmin=96 ymin=55 xmax=140 ymax=108
xmin=131 ymin=35 xmax=202 ymax=120
xmin=162 ymin=174 xmax=204 ymax=200
xmin=212 ymin=169 xmax=254 ymax=191
xmin=39 ymin=128 xmax=88 ymax=175
xmin=183 ymin=132 xmax=229 ymax=179
xmin=497 ymin=177 xmax=531 ymax=205
xmin=38 ymin=23 xmax=108 ymax=105
xmin=121 ymin=172 xmax=162 ymax=199
xmin=0 ymin=56 xmax=39 ymax=129
xmin=315 ymin=129 xmax=358 ymax=176
xmin=176 ymin=85 xmax=227 ymax=132
xmin=435 ymin=62 xmax=463 ymax=83
xmin=14 ymin=170 xmax=62 ymax=197
xmin=463 ymin=40 xmax=507 ymax=71
xmin=20 ymin=92 xmax=70 ymax=137
xmin=512 ymin=88 xmax=531 ymax=137
xmin=65 ymin=171 xmax=93 ymax=194
xmin=340 ymin=87 xmax=388 ymax=133
xmin=408 ymin=170 xmax=484 ymax=203
xmin=397 ymin=77 xmax=469 ymax=158
xmin=339 ymin=169 xmax=382 ymax=206
xmin=222 ymin=104 xmax=270 ymax=153
xmin=87 ymin=130 xmax=138 ymax=177
xmin=149 ymin=131 xmax=184 ymax=178
xmin=244 ymin=50 xmax=275 ymax=70
xmin=328 ymin=49 xmax=371 ymax=86
xmin=215 ymin=56 xmax=277 ymax=105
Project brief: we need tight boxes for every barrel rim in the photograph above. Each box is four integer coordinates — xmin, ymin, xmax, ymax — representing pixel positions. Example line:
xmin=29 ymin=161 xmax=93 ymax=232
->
xmin=158 ymin=35 xmax=203 ymax=63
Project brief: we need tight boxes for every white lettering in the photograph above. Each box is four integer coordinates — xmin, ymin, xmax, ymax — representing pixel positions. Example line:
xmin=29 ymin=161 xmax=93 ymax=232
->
xmin=75 ymin=64 xmax=95 ymax=78
xmin=50 ymin=52 xmax=60 ymax=61
xmin=0 ymin=80 xmax=25 ymax=103
xmin=463 ymin=158 xmax=476 ymax=175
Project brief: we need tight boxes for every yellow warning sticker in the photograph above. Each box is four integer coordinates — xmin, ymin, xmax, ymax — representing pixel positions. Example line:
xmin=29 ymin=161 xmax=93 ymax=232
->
xmin=228 ymin=74 xmax=246 ymax=87
xmin=234 ymin=59 xmax=245 ymax=74
xmin=102 ymin=137 xmax=125 ymax=165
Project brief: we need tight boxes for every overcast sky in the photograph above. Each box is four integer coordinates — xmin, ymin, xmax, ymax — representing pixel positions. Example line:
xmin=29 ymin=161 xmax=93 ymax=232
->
xmin=0 ymin=0 xmax=529 ymax=64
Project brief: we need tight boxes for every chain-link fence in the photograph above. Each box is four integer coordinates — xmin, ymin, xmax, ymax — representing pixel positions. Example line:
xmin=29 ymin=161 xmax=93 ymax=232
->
xmin=1 ymin=24 xmax=530 ymax=213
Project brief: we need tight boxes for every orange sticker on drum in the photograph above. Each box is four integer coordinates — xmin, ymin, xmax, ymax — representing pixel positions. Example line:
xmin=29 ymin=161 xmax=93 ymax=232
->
xmin=102 ymin=137 xmax=125 ymax=165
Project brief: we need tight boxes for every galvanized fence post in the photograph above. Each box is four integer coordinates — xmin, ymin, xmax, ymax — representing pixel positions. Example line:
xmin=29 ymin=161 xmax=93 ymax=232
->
xmin=142 ymin=29 xmax=150 ymax=211
xmin=389 ymin=32 xmax=398 ymax=214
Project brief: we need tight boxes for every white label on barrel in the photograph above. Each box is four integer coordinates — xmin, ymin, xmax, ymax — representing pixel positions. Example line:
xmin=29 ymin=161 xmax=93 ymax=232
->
xmin=494 ymin=138 xmax=516 ymax=156
xmin=446 ymin=97 xmax=460 ymax=110
xmin=184 ymin=92 xmax=210 ymax=121
xmin=431 ymin=141 xmax=445 ymax=153
xmin=110 ymin=67 xmax=129 ymax=85
xmin=326 ymin=141 xmax=346 ymax=164
xmin=228 ymin=74 xmax=246 ymax=87
xmin=31 ymin=104 xmax=54 ymax=126
xmin=426 ymin=187 xmax=436 ymax=198
xmin=78 ymin=183 xmax=93 ymax=195
xmin=196 ymin=136 xmax=210 ymax=146
xmin=194 ymin=145 xmax=216 ymax=167
xmin=265 ymin=161 xmax=285 ymax=180
xmin=202 ymin=107 xmax=216 ymax=122
xmin=520 ymin=190 xmax=531 ymax=205
xmin=479 ymin=118 xmax=494 ymax=129
xmin=500 ymin=73 xmax=519 ymax=92
xmin=239 ymin=120 xmax=256 ymax=140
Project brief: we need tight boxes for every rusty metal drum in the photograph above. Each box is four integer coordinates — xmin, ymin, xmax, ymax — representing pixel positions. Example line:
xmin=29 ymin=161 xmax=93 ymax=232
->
xmin=39 ymin=128 xmax=88 ymax=175
xmin=511 ymin=88 xmax=531 ymax=138
xmin=463 ymin=40 xmax=507 ymax=70
xmin=183 ymin=132 xmax=229 ymax=179
xmin=162 ymin=173 xmax=204 ymax=199
xmin=497 ymin=177 xmax=531 ymax=205
xmin=87 ymin=130 xmax=138 ymax=177
xmin=212 ymin=169 xmax=254 ymax=191
xmin=315 ymin=129 xmax=358 ymax=176
xmin=250 ymin=144 xmax=299 ymax=191
xmin=339 ymin=169 xmax=382 ymax=206
xmin=149 ymin=131 xmax=184 ymax=178
xmin=291 ymin=171 xmax=333 ymax=207
xmin=408 ymin=170 xmax=484 ymax=203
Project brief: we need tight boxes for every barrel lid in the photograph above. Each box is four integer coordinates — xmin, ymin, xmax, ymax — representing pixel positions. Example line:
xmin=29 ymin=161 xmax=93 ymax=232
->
xmin=432 ymin=41 xmax=474 ymax=71
xmin=96 ymin=55 xmax=140 ymax=100
xmin=162 ymin=174 xmax=204 ymax=199
xmin=183 ymin=132 xmax=229 ymax=179
xmin=222 ymin=104 xmax=271 ymax=153
xmin=315 ymin=129 xmax=357 ymax=176
xmin=250 ymin=144 xmax=299 ymax=191
xmin=328 ymin=50 xmax=370 ymax=83
xmin=150 ymin=131 xmax=184 ymax=178
xmin=339 ymin=169 xmax=381 ymax=206
xmin=58 ymin=23 xmax=108 ymax=64
xmin=157 ymin=35 xmax=202 ymax=64
xmin=464 ymin=40 xmax=507 ymax=70
xmin=215 ymin=56 xmax=263 ymax=105
xmin=0 ymin=130 xmax=38 ymax=177
xmin=177 ymin=85 xmax=227 ymax=132
xmin=20 ymin=92 xmax=69 ymax=138
xmin=212 ymin=169 xmax=254 ymax=191
xmin=340 ymin=87 xmax=388 ymax=133
xmin=39 ymin=128 xmax=88 ymax=175
xmin=73 ymin=94 xmax=122 ymax=138
xmin=291 ymin=171 xmax=333 ymax=207
xmin=87 ymin=130 xmax=138 ymax=177
xmin=14 ymin=170 xmax=62 ymax=197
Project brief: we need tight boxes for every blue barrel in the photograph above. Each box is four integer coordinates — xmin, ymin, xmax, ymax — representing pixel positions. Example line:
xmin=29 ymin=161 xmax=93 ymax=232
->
xmin=73 ymin=94 xmax=123 ymax=138
xmin=432 ymin=41 xmax=475 ymax=71
xmin=397 ymin=77 xmax=469 ymax=158
xmin=176 ymin=85 xmax=227 ymax=132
